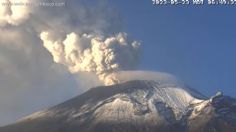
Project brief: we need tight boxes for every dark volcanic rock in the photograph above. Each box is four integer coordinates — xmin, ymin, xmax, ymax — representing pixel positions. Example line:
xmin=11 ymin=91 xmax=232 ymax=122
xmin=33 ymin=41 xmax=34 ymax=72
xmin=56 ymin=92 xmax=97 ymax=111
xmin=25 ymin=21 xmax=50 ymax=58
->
xmin=0 ymin=80 xmax=236 ymax=132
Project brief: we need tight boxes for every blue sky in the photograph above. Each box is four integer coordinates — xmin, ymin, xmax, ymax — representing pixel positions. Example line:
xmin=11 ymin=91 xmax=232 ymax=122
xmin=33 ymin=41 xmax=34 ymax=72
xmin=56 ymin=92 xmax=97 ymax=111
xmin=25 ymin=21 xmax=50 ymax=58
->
xmin=110 ymin=1 xmax=236 ymax=97
xmin=0 ymin=0 xmax=236 ymax=126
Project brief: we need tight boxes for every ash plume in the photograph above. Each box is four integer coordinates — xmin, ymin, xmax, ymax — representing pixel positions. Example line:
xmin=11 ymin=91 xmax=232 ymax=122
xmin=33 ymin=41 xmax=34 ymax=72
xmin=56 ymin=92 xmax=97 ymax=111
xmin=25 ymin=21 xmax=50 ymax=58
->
xmin=0 ymin=0 xmax=31 ymax=26
xmin=0 ymin=0 xmax=142 ymax=85
xmin=40 ymin=32 xmax=140 ymax=85
xmin=0 ymin=0 xmax=141 ymax=125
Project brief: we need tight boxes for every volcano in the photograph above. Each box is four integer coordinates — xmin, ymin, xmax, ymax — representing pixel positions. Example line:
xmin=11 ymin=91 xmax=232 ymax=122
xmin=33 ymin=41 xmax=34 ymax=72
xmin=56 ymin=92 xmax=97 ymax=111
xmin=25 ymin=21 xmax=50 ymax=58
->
xmin=1 ymin=80 xmax=236 ymax=132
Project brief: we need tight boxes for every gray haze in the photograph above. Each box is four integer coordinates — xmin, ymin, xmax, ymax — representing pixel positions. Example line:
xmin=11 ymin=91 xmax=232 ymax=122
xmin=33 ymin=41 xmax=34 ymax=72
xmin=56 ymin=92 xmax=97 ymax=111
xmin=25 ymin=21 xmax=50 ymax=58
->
xmin=0 ymin=0 xmax=141 ymax=126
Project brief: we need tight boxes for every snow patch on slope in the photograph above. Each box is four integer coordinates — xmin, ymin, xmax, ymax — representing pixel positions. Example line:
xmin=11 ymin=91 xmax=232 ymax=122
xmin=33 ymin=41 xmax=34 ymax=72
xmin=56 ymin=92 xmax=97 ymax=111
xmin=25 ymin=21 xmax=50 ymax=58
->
xmin=19 ymin=80 xmax=206 ymax=125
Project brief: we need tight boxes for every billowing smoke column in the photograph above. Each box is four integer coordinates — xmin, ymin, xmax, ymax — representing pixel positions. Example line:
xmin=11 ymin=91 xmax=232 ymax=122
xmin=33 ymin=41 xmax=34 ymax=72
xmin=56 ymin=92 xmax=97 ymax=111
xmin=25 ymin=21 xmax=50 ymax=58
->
xmin=40 ymin=32 xmax=141 ymax=85
xmin=0 ymin=0 xmax=30 ymax=26
xmin=0 ymin=0 xmax=142 ymax=86
xmin=0 ymin=0 xmax=143 ymax=125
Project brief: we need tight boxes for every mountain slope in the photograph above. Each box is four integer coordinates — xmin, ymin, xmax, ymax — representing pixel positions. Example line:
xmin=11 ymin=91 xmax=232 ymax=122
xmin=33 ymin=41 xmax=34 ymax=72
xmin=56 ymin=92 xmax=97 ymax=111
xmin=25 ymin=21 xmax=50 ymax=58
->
xmin=1 ymin=80 xmax=236 ymax=132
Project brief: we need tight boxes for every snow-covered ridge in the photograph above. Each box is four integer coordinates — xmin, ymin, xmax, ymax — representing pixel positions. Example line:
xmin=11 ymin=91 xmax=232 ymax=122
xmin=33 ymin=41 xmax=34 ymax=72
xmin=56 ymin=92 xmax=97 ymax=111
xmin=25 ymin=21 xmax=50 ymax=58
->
xmin=2 ymin=80 xmax=236 ymax=132
xmin=20 ymin=80 xmax=205 ymax=122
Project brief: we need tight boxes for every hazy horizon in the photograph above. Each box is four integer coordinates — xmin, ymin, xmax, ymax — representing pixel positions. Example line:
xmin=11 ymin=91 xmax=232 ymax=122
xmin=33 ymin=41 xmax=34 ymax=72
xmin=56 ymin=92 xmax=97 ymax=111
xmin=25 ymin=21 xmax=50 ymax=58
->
xmin=0 ymin=0 xmax=235 ymax=126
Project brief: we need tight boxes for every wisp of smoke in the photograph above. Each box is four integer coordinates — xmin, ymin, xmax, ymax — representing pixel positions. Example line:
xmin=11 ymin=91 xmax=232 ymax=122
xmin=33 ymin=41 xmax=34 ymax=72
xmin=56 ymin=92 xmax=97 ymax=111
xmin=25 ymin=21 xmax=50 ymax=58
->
xmin=114 ymin=71 xmax=182 ymax=85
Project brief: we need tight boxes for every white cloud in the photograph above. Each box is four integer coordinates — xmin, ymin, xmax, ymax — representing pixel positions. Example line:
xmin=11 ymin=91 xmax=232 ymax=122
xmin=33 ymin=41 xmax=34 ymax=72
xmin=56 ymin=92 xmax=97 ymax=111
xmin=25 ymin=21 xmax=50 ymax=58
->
xmin=0 ymin=27 xmax=80 ymax=126
xmin=0 ymin=0 xmax=31 ymax=26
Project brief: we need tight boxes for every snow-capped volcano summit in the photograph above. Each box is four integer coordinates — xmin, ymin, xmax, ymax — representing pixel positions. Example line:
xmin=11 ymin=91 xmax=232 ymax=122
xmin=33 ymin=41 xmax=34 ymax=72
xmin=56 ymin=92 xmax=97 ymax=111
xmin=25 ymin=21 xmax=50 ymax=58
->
xmin=1 ymin=80 xmax=236 ymax=132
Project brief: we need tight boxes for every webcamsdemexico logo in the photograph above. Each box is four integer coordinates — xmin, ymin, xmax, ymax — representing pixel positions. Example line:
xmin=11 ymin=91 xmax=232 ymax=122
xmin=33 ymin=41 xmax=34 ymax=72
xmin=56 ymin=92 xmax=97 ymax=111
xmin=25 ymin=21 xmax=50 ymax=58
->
xmin=0 ymin=0 xmax=66 ymax=7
